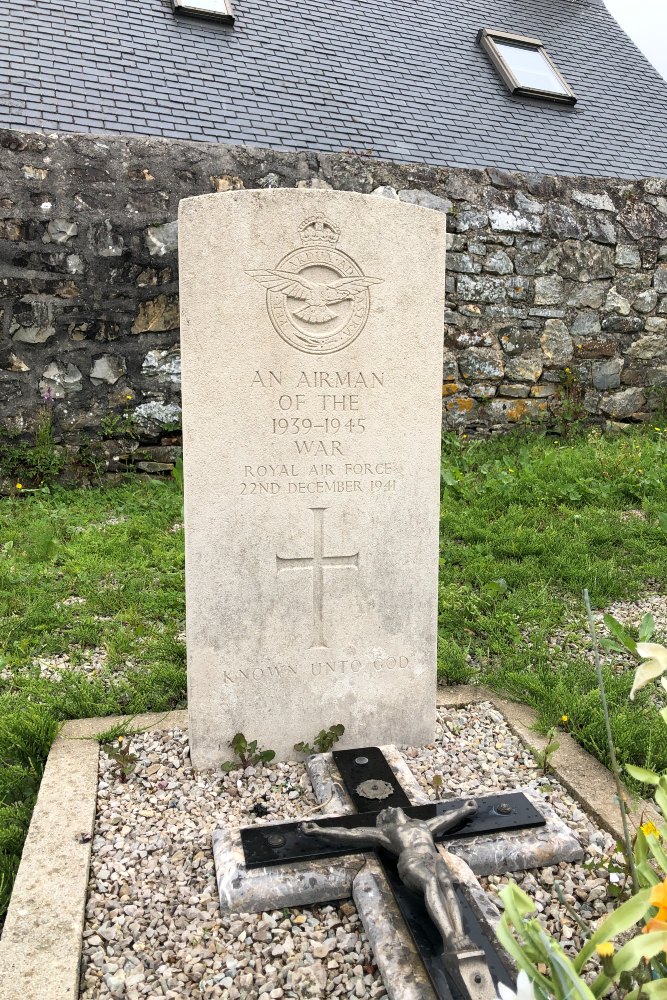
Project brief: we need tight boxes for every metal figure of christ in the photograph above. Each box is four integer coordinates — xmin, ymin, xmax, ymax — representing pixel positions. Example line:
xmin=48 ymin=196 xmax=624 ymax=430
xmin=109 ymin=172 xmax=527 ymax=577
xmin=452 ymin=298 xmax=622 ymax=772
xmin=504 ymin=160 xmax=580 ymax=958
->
xmin=301 ymin=799 xmax=478 ymax=956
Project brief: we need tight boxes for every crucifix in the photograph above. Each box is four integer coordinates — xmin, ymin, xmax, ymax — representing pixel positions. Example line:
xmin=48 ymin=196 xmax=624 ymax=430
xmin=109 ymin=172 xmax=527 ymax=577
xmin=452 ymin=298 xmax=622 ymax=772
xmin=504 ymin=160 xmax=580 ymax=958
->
xmin=276 ymin=506 xmax=359 ymax=647
xmin=232 ymin=746 xmax=551 ymax=1000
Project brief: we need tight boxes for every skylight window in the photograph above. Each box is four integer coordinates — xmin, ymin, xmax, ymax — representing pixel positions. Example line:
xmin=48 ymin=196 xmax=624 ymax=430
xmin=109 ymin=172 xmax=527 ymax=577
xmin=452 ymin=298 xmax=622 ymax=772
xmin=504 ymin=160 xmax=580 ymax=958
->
xmin=173 ymin=0 xmax=234 ymax=24
xmin=478 ymin=29 xmax=576 ymax=105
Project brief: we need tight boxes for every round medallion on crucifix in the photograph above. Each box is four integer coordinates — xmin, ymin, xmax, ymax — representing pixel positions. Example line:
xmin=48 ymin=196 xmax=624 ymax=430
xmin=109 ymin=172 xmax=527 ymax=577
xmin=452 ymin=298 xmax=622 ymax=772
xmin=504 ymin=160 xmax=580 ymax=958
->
xmin=247 ymin=214 xmax=383 ymax=355
xmin=355 ymin=778 xmax=395 ymax=801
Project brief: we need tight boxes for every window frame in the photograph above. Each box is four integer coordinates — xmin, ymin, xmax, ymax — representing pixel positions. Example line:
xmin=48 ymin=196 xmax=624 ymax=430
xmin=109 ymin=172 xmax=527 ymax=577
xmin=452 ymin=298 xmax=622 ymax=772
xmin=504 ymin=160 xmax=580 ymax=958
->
xmin=478 ymin=28 xmax=577 ymax=105
xmin=172 ymin=0 xmax=235 ymax=25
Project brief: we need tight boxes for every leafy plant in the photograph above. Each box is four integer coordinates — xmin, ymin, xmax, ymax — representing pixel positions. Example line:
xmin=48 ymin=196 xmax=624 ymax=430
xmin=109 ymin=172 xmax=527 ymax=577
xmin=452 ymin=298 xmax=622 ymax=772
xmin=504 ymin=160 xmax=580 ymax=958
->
xmin=600 ymin=612 xmax=655 ymax=658
xmin=0 ymin=407 xmax=64 ymax=485
xmin=221 ymin=732 xmax=276 ymax=772
xmin=104 ymin=737 xmax=138 ymax=783
xmin=22 ymin=522 xmax=60 ymax=564
xmin=100 ymin=413 xmax=138 ymax=440
xmin=530 ymin=727 xmax=560 ymax=776
xmin=431 ymin=774 xmax=446 ymax=800
xmin=498 ymin=881 xmax=665 ymax=998
xmin=550 ymin=368 xmax=587 ymax=438
xmin=294 ymin=723 xmax=345 ymax=756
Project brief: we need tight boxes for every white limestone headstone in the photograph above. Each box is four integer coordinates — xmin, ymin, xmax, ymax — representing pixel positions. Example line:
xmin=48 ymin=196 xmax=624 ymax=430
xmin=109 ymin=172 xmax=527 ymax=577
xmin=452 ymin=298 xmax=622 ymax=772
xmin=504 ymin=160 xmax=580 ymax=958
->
xmin=179 ymin=189 xmax=445 ymax=768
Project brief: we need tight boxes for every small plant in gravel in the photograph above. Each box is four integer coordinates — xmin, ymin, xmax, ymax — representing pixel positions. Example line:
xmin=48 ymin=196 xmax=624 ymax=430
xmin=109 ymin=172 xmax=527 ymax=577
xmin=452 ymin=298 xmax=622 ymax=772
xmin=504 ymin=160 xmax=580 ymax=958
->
xmin=105 ymin=737 xmax=138 ymax=783
xmin=530 ymin=727 xmax=561 ymax=776
xmin=294 ymin=723 xmax=345 ymax=756
xmin=221 ymin=732 xmax=276 ymax=772
xmin=430 ymin=773 xmax=446 ymax=799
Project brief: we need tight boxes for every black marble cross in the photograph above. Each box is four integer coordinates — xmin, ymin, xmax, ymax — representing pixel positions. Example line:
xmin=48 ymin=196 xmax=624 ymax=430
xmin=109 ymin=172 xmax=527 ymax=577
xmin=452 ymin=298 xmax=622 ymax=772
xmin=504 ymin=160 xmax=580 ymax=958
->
xmin=241 ymin=745 xmax=545 ymax=868
xmin=239 ymin=745 xmax=545 ymax=1000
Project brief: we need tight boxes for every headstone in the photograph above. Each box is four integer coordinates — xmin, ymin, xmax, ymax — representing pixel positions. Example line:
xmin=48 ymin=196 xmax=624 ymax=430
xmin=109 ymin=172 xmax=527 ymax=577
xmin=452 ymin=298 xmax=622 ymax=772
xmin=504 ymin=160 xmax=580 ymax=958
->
xmin=179 ymin=190 xmax=445 ymax=768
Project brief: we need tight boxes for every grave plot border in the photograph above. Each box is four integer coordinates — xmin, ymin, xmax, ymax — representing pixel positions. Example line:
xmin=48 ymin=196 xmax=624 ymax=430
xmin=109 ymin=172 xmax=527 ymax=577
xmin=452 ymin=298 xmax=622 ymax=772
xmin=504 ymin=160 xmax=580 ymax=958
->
xmin=0 ymin=694 xmax=658 ymax=1000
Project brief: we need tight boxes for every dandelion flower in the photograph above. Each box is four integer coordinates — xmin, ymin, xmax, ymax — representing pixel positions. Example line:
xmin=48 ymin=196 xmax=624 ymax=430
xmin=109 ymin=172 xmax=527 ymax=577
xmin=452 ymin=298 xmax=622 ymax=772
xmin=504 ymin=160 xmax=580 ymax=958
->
xmin=561 ymin=715 xmax=569 ymax=723
xmin=595 ymin=942 xmax=614 ymax=958
xmin=641 ymin=821 xmax=659 ymax=838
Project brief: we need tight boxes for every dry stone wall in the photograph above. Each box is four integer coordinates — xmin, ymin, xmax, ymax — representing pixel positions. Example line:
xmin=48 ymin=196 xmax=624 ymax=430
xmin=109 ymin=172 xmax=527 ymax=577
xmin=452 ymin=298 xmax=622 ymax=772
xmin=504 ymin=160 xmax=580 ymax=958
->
xmin=1 ymin=129 xmax=667 ymax=479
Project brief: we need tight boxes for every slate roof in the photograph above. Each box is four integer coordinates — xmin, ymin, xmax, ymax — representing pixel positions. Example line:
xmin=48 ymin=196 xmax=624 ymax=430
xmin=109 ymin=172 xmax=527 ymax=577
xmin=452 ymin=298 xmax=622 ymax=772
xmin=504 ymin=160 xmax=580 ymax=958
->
xmin=3 ymin=0 xmax=667 ymax=177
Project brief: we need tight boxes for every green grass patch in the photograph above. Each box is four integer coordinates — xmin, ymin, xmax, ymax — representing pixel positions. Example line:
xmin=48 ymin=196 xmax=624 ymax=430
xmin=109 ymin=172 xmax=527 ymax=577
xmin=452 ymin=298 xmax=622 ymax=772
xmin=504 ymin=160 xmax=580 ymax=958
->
xmin=438 ymin=426 xmax=667 ymax=775
xmin=0 ymin=479 xmax=186 ymax=916
xmin=0 ymin=426 xmax=666 ymax=918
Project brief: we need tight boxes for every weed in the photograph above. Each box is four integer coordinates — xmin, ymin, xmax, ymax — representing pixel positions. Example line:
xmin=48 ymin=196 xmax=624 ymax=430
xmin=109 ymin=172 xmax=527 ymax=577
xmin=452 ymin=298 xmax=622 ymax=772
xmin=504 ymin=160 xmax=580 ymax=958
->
xmin=172 ymin=453 xmax=184 ymax=493
xmin=104 ymin=737 xmax=138 ymax=783
xmin=550 ymin=368 xmax=587 ymax=437
xmin=100 ymin=413 xmax=139 ymax=439
xmin=600 ymin=611 xmax=655 ymax=657
xmin=221 ymin=733 xmax=276 ymax=772
xmin=0 ymin=407 xmax=64 ymax=485
xmin=294 ymin=723 xmax=345 ymax=756
xmin=529 ymin=727 xmax=560 ymax=775
xmin=431 ymin=774 xmax=446 ymax=799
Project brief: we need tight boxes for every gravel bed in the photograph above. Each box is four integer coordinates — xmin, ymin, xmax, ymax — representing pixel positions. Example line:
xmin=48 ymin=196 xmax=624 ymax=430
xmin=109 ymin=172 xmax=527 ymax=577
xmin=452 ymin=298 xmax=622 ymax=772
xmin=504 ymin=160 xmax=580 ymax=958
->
xmin=511 ymin=593 xmax=665 ymax=681
xmin=461 ymin=593 xmax=665 ymax=684
xmin=79 ymin=703 xmax=625 ymax=999
xmin=80 ymin=733 xmax=386 ymax=1000
xmin=0 ymin=646 xmax=110 ymax=683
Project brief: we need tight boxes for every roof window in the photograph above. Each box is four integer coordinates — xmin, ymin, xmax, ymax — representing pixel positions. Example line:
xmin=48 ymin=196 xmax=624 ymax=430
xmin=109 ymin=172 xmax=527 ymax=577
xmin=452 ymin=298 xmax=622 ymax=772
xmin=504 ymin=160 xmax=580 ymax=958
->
xmin=478 ymin=29 xmax=576 ymax=105
xmin=173 ymin=0 xmax=234 ymax=24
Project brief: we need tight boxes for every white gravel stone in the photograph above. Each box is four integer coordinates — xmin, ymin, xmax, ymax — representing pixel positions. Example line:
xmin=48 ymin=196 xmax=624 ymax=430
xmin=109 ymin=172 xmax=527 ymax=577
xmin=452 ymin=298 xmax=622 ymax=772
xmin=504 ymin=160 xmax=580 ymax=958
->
xmin=80 ymin=730 xmax=386 ymax=999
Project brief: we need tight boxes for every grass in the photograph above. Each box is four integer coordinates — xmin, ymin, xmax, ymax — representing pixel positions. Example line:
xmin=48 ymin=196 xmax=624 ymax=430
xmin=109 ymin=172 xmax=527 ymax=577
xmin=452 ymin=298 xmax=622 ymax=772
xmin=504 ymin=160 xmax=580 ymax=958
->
xmin=0 ymin=425 xmax=665 ymax=918
xmin=0 ymin=479 xmax=186 ymax=916
xmin=437 ymin=426 xmax=667 ymax=777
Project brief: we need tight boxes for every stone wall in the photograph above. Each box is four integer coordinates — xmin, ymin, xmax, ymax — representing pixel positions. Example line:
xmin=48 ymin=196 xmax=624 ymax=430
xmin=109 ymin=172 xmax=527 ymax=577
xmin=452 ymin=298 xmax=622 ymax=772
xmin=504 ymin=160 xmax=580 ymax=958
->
xmin=1 ymin=129 xmax=667 ymax=479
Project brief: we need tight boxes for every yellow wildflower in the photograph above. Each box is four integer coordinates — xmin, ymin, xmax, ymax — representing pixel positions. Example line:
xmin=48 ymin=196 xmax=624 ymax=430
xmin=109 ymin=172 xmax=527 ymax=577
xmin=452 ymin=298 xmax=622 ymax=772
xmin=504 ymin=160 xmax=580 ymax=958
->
xmin=561 ymin=715 xmax=569 ymax=723
xmin=641 ymin=821 xmax=659 ymax=838
xmin=117 ymin=735 xmax=124 ymax=745
xmin=15 ymin=483 xmax=22 ymax=490
xmin=595 ymin=942 xmax=614 ymax=958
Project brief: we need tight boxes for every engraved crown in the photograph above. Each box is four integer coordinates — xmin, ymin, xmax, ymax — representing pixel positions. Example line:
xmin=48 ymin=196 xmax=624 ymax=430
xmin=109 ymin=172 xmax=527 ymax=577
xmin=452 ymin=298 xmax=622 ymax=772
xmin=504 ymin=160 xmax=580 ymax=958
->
xmin=299 ymin=214 xmax=340 ymax=247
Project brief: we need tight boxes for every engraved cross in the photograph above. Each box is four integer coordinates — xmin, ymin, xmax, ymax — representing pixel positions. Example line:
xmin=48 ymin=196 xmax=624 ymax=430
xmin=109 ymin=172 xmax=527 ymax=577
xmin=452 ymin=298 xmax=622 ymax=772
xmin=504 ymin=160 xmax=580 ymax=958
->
xmin=276 ymin=507 xmax=359 ymax=648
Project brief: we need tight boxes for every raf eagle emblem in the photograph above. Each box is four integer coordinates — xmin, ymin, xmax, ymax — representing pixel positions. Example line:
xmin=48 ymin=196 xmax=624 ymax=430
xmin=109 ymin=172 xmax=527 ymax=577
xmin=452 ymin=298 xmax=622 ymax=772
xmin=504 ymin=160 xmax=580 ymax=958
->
xmin=247 ymin=270 xmax=383 ymax=324
xmin=248 ymin=213 xmax=383 ymax=355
